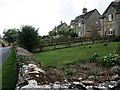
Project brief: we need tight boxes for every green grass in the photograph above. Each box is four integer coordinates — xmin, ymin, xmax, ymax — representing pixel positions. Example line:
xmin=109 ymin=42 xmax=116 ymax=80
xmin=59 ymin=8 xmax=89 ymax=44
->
xmin=35 ymin=42 xmax=119 ymax=67
xmin=2 ymin=47 xmax=17 ymax=89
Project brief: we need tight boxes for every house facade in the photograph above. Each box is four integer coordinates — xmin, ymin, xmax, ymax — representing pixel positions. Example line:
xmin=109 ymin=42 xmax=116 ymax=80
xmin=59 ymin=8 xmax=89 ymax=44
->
xmin=100 ymin=0 xmax=120 ymax=37
xmin=70 ymin=8 xmax=101 ymax=38
xmin=52 ymin=21 xmax=69 ymax=38
xmin=54 ymin=21 xmax=69 ymax=32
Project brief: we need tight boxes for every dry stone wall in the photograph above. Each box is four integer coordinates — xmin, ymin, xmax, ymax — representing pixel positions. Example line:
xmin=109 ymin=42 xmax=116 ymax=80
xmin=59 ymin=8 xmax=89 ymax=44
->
xmin=15 ymin=47 xmax=120 ymax=90
xmin=15 ymin=47 xmax=53 ymax=89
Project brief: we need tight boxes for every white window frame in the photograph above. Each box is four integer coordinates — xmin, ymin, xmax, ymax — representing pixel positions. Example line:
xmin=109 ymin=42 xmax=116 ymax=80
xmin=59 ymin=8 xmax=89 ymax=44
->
xmin=108 ymin=14 xmax=113 ymax=21
xmin=108 ymin=28 xmax=115 ymax=35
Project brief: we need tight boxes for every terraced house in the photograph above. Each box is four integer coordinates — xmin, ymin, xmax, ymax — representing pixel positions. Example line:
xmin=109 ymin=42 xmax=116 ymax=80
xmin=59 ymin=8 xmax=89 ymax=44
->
xmin=70 ymin=8 xmax=101 ymax=38
xmin=100 ymin=0 xmax=120 ymax=37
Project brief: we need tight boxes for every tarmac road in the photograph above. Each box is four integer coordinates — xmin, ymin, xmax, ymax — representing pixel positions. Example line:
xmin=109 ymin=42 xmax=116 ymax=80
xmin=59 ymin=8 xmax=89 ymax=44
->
xmin=0 ymin=47 xmax=11 ymax=64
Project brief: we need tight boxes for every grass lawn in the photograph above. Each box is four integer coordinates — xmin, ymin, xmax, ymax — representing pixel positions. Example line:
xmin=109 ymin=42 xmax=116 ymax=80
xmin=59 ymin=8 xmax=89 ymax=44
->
xmin=35 ymin=42 xmax=119 ymax=67
xmin=2 ymin=47 xmax=17 ymax=89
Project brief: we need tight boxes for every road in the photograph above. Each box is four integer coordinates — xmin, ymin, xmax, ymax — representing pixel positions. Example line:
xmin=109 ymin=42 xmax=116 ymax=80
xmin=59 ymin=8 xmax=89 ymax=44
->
xmin=0 ymin=47 xmax=11 ymax=64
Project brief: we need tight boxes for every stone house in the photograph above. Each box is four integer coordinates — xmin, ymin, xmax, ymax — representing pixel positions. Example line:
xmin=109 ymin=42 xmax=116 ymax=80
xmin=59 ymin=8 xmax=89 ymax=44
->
xmin=52 ymin=21 xmax=69 ymax=38
xmin=70 ymin=8 xmax=101 ymax=38
xmin=100 ymin=0 xmax=120 ymax=37
xmin=54 ymin=21 xmax=69 ymax=31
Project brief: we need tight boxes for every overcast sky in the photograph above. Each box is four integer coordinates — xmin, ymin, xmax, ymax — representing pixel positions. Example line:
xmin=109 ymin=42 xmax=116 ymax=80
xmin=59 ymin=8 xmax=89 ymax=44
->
xmin=0 ymin=0 xmax=114 ymax=36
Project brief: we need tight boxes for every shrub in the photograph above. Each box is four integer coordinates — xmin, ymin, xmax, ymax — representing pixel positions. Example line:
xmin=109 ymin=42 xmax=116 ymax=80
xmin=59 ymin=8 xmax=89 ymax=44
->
xmin=90 ymin=53 xmax=99 ymax=62
xmin=97 ymin=54 xmax=120 ymax=67
xmin=17 ymin=25 xmax=40 ymax=52
xmin=58 ymin=65 xmax=66 ymax=71
xmin=64 ymin=68 xmax=73 ymax=76
xmin=58 ymin=65 xmax=73 ymax=76
xmin=111 ymin=36 xmax=120 ymax=42
xmin=89 ymin=53 xmax=119 ymax=67
xmin=80 ymin=64 xmax=88 ymax=70
xmin=88 ymin=45 xmax=92 ymax=48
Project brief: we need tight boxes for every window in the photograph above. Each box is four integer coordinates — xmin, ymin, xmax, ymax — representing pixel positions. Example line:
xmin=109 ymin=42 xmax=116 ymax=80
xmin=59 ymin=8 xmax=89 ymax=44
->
xmin=71 ymin=25 xmax=73 ymax=28
xmin=108 ymin=14 xmax=113 ymax=21
xmin=108 ymin=28 xmax=115 ymax=35
xmin=79 ymin=32 xmax=82 ymax=36
xmin=78 ymin=23 xmax=81 ymax=27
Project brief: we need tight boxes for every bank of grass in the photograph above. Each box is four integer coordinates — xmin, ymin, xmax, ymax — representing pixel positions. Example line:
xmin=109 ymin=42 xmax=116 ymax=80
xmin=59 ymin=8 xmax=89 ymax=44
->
xmin=35 ymin=42 xmax=119 ymax=67
xmin=2 ymin=47 xmax=17 ymax=89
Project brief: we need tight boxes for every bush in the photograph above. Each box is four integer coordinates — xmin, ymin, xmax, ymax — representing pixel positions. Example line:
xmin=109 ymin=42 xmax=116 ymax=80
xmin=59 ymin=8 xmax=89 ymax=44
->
xmin=97 ymin=54 xmax=120 ymax=67
xmin=58 ymin=66 xmax=73 ymax=76
xmin=17 ymin=25 xmax=40 ymax=52
xmin=80 ymin=65 xmax=88 ymax=70
xmin=88 ymin=45 xmax=92 ymax=48
xmin=58 ymin=65 xmax=66 ymax=71
xmin=64 ymin=68 xmax=73 ymax=76
xmin=111 ymin=36 xmax=120 ymax=42
xmin=89 ymin=53 xmax=119 ymax=67
xmin=90 ymin=53 xmax=99 ymax=62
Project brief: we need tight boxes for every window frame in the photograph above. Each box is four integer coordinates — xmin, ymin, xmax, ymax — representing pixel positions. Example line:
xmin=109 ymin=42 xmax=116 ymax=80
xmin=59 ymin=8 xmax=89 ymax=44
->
xmin=108 ymin=14 xmax=114 ymax=21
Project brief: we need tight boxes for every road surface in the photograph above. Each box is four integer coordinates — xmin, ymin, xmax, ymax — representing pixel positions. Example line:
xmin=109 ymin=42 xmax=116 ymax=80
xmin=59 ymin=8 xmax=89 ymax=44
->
xmin=0 ymin=47 xmax=11 ymax=64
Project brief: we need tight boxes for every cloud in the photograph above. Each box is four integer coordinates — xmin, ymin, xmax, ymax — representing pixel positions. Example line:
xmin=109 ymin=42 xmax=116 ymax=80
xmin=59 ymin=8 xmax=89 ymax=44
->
xmin=0 ymin=0 xmax=114 ymax=36
xmin=58 ymin=0 xmax=75 ymax=17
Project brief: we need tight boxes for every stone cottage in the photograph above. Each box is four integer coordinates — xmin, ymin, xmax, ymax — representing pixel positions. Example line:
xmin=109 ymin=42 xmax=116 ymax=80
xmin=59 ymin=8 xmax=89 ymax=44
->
xmin=52 ymin=21 xmax=69 ymax=38
xmin=70 ymin=8 xmax=101 ymax=38
xmin=100 ymin=0 xmax=120 ymax=37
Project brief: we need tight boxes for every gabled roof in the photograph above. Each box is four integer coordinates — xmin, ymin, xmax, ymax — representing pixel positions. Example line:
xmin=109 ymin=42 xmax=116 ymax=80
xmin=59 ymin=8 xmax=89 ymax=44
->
xmin=71 ymin=9 xmax=97 ymax=24
xmin=57 ymin=22 xmax=68 ymax=29
xmin=102 ymin=1 xmax=120 ymax=16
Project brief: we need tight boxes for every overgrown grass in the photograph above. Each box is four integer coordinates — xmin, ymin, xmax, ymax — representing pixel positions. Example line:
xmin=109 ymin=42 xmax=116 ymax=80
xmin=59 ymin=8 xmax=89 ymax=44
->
xmin=35 ymin=42 xmax=119 ymax=67
xmin=2 ymin=47 xmax=17 ymax=89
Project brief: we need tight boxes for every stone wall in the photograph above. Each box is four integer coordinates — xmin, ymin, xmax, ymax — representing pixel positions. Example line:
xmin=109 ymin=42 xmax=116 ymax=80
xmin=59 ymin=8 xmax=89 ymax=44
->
xmin=15 ymin=47 xmax=120 ymax=90
xmin=15 ymin=47 xmax=53 ymax=89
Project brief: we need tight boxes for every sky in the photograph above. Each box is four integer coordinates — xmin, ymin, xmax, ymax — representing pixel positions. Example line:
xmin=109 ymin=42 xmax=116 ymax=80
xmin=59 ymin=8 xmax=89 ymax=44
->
xmin=0 ymin=0 xmax=114 ymax=36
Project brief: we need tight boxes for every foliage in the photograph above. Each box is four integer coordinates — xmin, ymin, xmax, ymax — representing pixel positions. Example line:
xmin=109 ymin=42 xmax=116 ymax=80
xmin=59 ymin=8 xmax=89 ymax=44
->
xmin=58 ymin=65 xmax=73 ymax=76
xmin=64 ymin=68 xmax=73 ymax=76
xmin=111 ymin=36 xmax=120 ymax=42
xmin=3 ymin=29 xmax=18 ymax=44
xmin=97 ymin=53 xmax=120 ymax=67
xmin=2 ymin=47 xmax=17 ymax=89
xmin=90 ymin=52 xmax=120 ymax=67
xmin=49 ymin=30 xmax=57 ymax=37
xmin=88 ymin=45 xmax=92 ymax=48
xmin=90 ymin=53 xmax=99 ymax=62
xmin=80 ymin=64 xmax=88 ymax=70
xmin=17 ymin=25 xmax=40 ymax=52
xmin=39 ymin=40 xmax=45 ymax=52
xmin=16 ymin=55 xmax=28 ymax=67
xmin=69 ymin=28 xmax=78 ymax=38
xmin=58 ymin=65 xmax=66 ymax=71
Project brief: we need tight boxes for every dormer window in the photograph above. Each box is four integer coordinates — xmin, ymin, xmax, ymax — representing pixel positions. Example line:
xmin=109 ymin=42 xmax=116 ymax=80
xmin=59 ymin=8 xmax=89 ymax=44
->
xmin=108 ymin=14 xmax=113 ymax=21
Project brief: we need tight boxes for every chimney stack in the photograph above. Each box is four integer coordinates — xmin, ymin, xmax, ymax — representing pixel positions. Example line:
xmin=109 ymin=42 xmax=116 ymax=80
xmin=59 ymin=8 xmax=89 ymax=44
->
xmin=83 ymin=8 xmax=87 ymax=15
xmin=60 ymin=21 xmax=62 ymax=24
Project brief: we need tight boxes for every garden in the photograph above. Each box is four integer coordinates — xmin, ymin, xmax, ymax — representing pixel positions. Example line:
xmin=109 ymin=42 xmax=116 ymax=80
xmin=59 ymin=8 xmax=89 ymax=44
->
xmin=35 ymin=42 xmax=120 ymax=84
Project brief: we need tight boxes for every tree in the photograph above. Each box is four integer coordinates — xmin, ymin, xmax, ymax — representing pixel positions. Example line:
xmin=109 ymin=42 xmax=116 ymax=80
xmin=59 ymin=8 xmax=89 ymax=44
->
xmin=17 ymin=25 xmax=40 ymax=52
xmin=3 ymin=29 xmax=18 ymax=44
xmin=49 ymin=30 xmax=57 ymax=37
xmin=58 ymin=28 xmax=71 ymax=47
xmin=49 ymin=30 xmax=57 ymax=49
xmin=69 ymin=29 xmax=78 ymax=39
